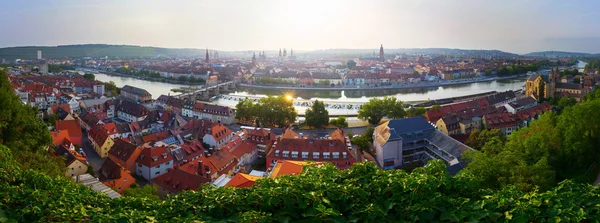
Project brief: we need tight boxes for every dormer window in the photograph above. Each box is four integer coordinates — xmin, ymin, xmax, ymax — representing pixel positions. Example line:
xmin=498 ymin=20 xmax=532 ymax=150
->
xmin=140 ymin=155 xmax=145 ymax=160
xmin=162 ymin=153 xmax=167 ymax=159
xmin=282 ymin=151 xmax=289 ymax=158
xmin=152 ymin=156 xmax=158 ymax=161
xmin=275 ymin=150 xmax=280 ymax=157
xmin=342 ymin=152 xmax=347 ymax=159
xmin=323 ymin=152 xmax=331 ymax=159
xmin=313 ymin=152 xmax=319 ymax=159
xmin=333 ymin=152 xmax=340 ymax=159
xmin=301 ymin=152 xmax=308 ymax=159
xmin=291 ymin=151 xmax=298 ymax=158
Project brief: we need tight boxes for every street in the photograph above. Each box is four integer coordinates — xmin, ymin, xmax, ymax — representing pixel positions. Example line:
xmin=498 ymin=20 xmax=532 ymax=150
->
xmin=81 ymin=133 xmax=106 ymax=174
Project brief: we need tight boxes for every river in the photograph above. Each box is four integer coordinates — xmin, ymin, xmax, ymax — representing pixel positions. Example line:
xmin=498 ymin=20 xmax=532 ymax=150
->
xmin=94 ymin=72 xmax=526 ymax=115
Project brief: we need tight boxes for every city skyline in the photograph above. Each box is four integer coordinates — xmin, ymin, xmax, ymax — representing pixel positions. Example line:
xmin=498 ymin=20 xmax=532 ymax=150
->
xmin=1 ymin=0 xmax=600 ymax=54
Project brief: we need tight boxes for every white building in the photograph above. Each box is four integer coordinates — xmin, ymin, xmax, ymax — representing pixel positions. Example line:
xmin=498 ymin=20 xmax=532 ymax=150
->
xmin=136 ymin=146 xmax=174 ymax=181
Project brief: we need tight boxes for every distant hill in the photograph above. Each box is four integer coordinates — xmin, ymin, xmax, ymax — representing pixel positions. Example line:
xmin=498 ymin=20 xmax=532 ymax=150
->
xmin=306 ymin=48 xmax=520 ymax=58
xmin=0 ymin=44 xmax=208 ymax=60
xmin=523 ymin=51 xmax=600 ymax=58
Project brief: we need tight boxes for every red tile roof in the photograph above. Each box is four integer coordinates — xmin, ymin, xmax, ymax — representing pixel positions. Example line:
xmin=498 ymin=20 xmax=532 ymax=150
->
xmin=55 ymin=120 xmax=82 ymax=137
xmin=152 ymin=168 xmax=211 ymax=193
xmin=89 ymin=124 xmax=111 ymax=146
xmin=225 ymin=173 xmax=260 ymax=188
xmin=51 ymin=130 xmax=71 ymax=146
xmin=103 ymin=123 xmax=118 ymax=135
xmin=136 ymin=146 xmax=173 ymax=167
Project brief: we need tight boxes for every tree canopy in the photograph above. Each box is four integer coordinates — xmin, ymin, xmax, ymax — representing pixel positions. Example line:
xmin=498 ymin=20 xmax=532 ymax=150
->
xmin=329 ymin=116 xmax=348 ymax=129
xmin=358 ymin=96 xmax=406 ymax=125
xmin=82 ymin=72 xmax=95 ymax=81
xmin=0 ymin=69 xmax=65 ymax=177
xmin=123 ymin=184 xmax=160 ymax=200
xmin=304 ymin=100 xmax=329 ymax=129
xmin=234 ymin=96 xmax=297 ymax=127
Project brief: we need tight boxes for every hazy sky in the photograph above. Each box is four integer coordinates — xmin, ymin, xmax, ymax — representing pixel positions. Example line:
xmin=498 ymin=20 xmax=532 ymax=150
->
xmin=1 ymin=0 xmax=599 ymax=54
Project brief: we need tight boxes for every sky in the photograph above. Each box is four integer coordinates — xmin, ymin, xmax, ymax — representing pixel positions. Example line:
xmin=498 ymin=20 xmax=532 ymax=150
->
xmin=1 ymin=0 xmax=599 ymax=54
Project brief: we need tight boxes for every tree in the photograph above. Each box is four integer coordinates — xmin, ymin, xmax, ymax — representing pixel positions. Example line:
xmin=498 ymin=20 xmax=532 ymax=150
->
xmin=351 ymin=135 xmax=370 ymax=152
xmin=346 ymin=60 xmax=357 ymax=69
xmin=406 ymin=107 xmax=426 ymax=117
xmin=556 ymin=97 xmax=576 ymax=109
xmin=236 ymin=96 xmax=297 ymax=127
xmin=358 ymin=97 xmax=405 ymax=125
xmin=178 ymin=76 xmax=188 ymax=82
xmin=363 ymin=126 xmax=375 ymax=142
xmin=47 ymin=114 xmax=59 ymax=126
xmin=123 ymin=184 xmax=160 ymax=200
xmin=464 ymin=129 xmax=506 ymax=150
xmin=83 ymin=73 xmax=95 ymax=80
xmin=573 ymin=77 xmax=580 ymax=84
xmin=329 ymin=116 xmax=348 ymax=128
xmin=430 ymin=104 xmax=441 ymax=111
xmin=537 ymin=80 xmax=545 ymax=101
xmin=304 ymin=100 xmax=329 ymax=129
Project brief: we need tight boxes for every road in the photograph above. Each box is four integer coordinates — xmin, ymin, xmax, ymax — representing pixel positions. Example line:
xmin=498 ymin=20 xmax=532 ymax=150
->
xmin=81 ymin=133 xmax=106 ymax=174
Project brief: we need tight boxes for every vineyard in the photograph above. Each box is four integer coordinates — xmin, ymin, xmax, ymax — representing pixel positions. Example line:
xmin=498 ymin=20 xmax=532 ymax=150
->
xmin=1 ymin=144 xmax=599 ymax=222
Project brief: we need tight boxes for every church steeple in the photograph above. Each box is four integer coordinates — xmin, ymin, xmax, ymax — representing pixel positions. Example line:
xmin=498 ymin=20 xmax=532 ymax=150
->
xmin=379 ymin=44 xmax=384 ymax=61
xmin=283 ymin=48 xmax=287 ymax=57
xmin=252 ymin=52 xmax=257 ymax=66
xmin=279 ymin=49 xmax=282 ymax=57
xmin=205 ymin=48 xmax=210 ymax=63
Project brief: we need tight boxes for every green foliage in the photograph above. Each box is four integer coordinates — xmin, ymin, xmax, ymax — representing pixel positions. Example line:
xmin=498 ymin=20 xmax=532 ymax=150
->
xmin=304 ymin=100 xmax=329 ymax=129
xmin=178 ymin=75 xmax=188 ymax=82
xmin=430 ymin=104 xmax=441 ymax=111
xmin=123 ymin=185 xmax=160 ymax=200
xmin=358 ymin=96 xmax=406 ymax=125
xmin=406 ymin=107 xmax=426 ymax=117
xmin=346 ymin=60 xmax=357 ymax=69
xmin=47 ymin=114 xmax=58 ymax=127
xmin=496 ymin=63 xmax=541 ymax=76
xmin=2 ymin=146 xmax=600 ymax=222
xmin=364 ymin=126 xmax=375 ymax=142
xmin=82 ymin=72 xmax=95 ymax=80
xmin=351 ymin=135 xmax=370 ymax=152
xmin=466 ymin=94 xmax=600 ymax=191
xmin=560 ymin=69 xmax=579 ymax=77
xmin=47 ymin=64 xmax=75 ymax=73
xmin=103 ymin=80 xmax=120 ymax=96
xmin=329 ymin=116 xmax=348 ymax=129
xmin=465 ymin=129 xmax=506 ymax=150
xmin=254 ymin=77 xmax=298 ymax=85
xmin=0 ymin=70 xmax=64 ymax=178
xmin=235 ymin=96 xmax=297 ymax=127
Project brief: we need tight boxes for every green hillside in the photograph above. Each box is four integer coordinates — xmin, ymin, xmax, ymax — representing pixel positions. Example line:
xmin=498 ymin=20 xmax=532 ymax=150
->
xmin=0 ymin=44 xmax=206 ymax=60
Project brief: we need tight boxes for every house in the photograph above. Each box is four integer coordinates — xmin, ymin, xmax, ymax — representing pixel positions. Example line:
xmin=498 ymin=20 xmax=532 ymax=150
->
xmin=486 ymin=90 xmax=517 ymax=108
xmin=79 ymin=112 xmax=104 ymax=131
xmin=268 ymin=160 xmax=323 ymax=178
xmin=116 ymin=123 xmax=132 ymax=138
xmin=173 ymin=139 xmax=205 ymax=166
xmin=50 ymin=129 xmax=71 ymax=146
xmin=55 ymin=120 xmax=83 ymax=146
xmin=504 ymin=96 xmax=538 ymax=114
xmin=116 ymin=100 xmax=149 ymax=122
xmin=223 ymin=138 xmax=259 ymax=173
xmin=88 ymin=124 xmax=115 ymax=158
xmin=265 ymin=129 xmax=356 ymax=169
xmin=179 ymin=148 xmax=238 ymax=181
xmin=152 ymin=168 xmax=211 ymax=198
xmin=202 ymin=104 xmax=235 ymax=125
xmin=136 ymin=146 xmax=174 ymax=181
xmin=203 ymin=123 xmax=233 ymax=148
xmin=53 ymin=142 xmax=88 ymax=177
xmin=99 ymin=158 xmax=135 ymax=194
xmin=225 ymin=173 xmax=261 ymax=188
xmin=121 ymin=85 xmax=152 ymax=102
xmin=108 ymin=139 xmax=143 ymax=174
xmin=373 ymin=117 xmax=473 ymax=174
xmin=482 ymin=113 xmax=520 ymax=136
xmin=103 ymin=122 xmax=119 ymax=138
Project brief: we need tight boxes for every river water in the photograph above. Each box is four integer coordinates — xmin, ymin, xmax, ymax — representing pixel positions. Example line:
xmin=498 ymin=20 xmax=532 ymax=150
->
xmin=94 ymin=72 xmax=525 ymax=115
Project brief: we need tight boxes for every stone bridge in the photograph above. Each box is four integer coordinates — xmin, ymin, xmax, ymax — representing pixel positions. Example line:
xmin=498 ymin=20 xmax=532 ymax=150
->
xmin=174 ymin=80 xmax=240 ymax=101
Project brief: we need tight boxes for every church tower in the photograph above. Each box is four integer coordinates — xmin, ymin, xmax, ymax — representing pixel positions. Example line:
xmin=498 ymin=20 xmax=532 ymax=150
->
xmin=283 ymin=48 xmax=287 ymax=57
xmin=252 ymin=52 xmax=256 ymax=66
xmin=379 ymin=44 xmax=384 ymax=61
xmin=205 ymin=48 xmax=210 ymax=63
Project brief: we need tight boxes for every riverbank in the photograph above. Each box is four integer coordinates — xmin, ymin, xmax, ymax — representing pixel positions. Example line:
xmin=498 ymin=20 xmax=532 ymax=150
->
xmin=76 ymin=68 xmax=204 ymax=86
xmin=241 ymin=74 xmax=528 ymax=91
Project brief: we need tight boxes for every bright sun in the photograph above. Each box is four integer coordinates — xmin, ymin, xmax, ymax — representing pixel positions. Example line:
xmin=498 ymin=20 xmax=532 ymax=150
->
xmin=285 ymin=95 xmax=294 ymax=101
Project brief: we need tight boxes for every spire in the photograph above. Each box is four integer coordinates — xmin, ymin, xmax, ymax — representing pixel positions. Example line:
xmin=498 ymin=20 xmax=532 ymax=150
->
xmin=291 ymin=48 xmax=293 ymax=56
xmin=205 ymin=48 xmax=210 ymax=63
xmin=279 ymin=48 xmax=282 ymax=57
xmin=379 ymin=44 xmax=384 ymax=61
xmin=283 ymin=48 xmax=287 ymax=57
xmin=252 ymin=52 xmax=257 ymax=66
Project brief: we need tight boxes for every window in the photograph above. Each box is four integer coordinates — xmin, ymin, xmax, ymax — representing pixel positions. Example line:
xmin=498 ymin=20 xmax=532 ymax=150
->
xmin=291 ymin=151 xmax=298 ymax=158
xmin=333 ymin=152 xmax=340 ymax=159
xmin=323 ymin=152 xmax=330 ymax=159
xmin=138 ymin=170 xmax=142 ymax=174
xmin=282 ymin=151 xmax=289 ymax=158
xmin=302 ymin=152 xmax=309 ymax=159
xmin=71 ymin=167 xmax=74 ymax=171
xmin=155 ymin=171 xmax=160 ymax=175
xmin=343 ymin=152 xmax=347 ymax=159
xmin=79 ymin=166 xmax=81 ymax=169
xmin=124 ymin=178 xmax=127 ymax=182
xmin=313 ymin=152 xmax=319 ymax=159
xmin=157 ymin=164 xmax=161 ymax=168
xmin=275 ymin=150 xmax=280 ymax=157
xmin=138 ymin=163 xmax=142 ymax=167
